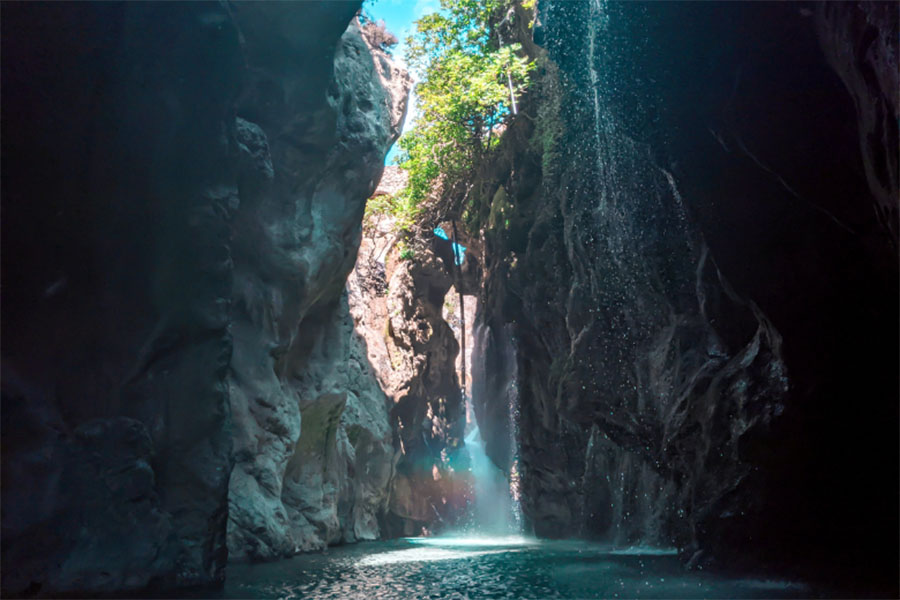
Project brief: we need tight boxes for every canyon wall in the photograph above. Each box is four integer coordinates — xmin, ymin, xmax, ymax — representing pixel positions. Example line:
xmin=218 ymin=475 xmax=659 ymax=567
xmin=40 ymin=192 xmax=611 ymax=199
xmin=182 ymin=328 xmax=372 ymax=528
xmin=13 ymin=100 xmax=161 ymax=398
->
xmin=2 ymin=4 xmax=244 ymax=593
xmin=224 ymin=4 xmax=409 ymax=560
xmin=1 ymin=2 xmax=407 ymax=595
xmin=349 ymin=201 xmax=474 ymax=536
xmin=471 ymin=0 xmax=898 ymax=590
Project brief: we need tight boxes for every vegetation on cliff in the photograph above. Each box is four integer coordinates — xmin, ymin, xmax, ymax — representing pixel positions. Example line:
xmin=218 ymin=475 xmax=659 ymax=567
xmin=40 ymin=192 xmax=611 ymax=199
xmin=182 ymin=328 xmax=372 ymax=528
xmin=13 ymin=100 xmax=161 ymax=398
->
xmin=392 ymin=0 xmax=535 ymax=230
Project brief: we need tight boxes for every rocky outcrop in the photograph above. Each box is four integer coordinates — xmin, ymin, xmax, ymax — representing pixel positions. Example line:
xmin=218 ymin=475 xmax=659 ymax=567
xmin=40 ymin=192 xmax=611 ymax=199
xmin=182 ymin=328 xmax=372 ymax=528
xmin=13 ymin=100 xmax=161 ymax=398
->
xmin=469 ymin=0 xmax=897 ymax=592
xmin=382 ymin=240 xmax=470 ymax=535
xmin=276 ymin=293 xmax=394 ymax=551
xmin=225 ymin=8 xmax=410 ymax=560
xmin=1 ymin=0 xmax=409 ymax=595
xmin=348 ymin=227 xmax=471 ymax=536
xmin=474 ymin=63 xmax=789 ymax=550
xmin=816 ymin=2 xmax=899 ymax=248
xmin=2 ymin=383 xmax=179 ymax=596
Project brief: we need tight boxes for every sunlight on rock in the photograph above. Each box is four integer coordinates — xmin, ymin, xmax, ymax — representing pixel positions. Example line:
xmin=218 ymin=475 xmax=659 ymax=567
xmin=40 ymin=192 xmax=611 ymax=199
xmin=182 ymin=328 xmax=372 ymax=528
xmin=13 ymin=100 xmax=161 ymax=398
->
xmin=2 ymin=0 xmax=896 ymax=596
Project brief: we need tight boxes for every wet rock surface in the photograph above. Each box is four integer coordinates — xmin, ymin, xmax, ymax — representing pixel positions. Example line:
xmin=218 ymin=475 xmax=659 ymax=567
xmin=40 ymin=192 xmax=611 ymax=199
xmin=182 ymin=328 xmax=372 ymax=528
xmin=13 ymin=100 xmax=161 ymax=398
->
xmin=471 ymin=0 xmax=898 ymax=592
xmin=1 ymin=0 xmax=896 ymax=596
xmin=348 ymin=227 xmax=471 ymax=536
xmin=382 ymin=240 xmax=470 ymax=535
xmin=1 ymin=383 xmax=178 ymax=596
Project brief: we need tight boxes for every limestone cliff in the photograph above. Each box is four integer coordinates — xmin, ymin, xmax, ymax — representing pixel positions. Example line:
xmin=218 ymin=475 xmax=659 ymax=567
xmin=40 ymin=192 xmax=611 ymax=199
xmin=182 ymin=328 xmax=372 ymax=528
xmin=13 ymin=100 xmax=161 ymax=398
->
xmin=2 ymin=3 xmax=244 ymax=593
xmin=348 ymin=216 xmax=473 ymax=536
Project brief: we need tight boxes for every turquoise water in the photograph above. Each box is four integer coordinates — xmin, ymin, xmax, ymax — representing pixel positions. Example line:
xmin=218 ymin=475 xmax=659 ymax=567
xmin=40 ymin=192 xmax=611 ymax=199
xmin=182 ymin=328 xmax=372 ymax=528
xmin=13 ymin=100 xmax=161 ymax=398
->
xmin=220 ymin=536 xmax=813 ymax=599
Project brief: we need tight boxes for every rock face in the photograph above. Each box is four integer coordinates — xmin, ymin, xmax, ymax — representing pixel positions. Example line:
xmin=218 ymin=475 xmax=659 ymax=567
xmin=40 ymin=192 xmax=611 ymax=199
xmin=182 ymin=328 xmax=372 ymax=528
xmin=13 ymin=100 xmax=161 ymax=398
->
xmin=2 ymin=385 xmax=179 ymax=596
xmin=382 ymin=239 xmax=471 ymax=535
xmin=816 ymin=2 xmax=899 ymax=247
xmin=2 ymin=3 xmax=243 ymax=594
xmin=470 ymin=0 xmax=897 ymax=591
xmin=1 ymin=0 xmax=408 ymax=594
xmin=223 ymin=6 xmax=410 ymax=560
xmin=349 ymin=225 xmax=472 ymax=536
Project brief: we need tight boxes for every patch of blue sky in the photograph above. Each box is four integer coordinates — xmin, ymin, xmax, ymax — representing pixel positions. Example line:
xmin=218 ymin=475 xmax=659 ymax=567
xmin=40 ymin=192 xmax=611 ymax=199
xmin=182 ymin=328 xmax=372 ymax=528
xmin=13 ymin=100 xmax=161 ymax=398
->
xmin=434 ymin=227 xmax=466 ymax=265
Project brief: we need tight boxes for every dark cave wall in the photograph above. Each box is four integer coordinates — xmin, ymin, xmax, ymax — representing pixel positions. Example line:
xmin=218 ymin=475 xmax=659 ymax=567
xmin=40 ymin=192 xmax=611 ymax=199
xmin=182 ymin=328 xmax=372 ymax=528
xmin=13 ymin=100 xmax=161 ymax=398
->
xmin=1 ymin=1 xmax=406 ymax=595
xmin=1 ymin=3 xmax=244 ymax=593
xmin=473 ymin=0 xmax=898 ymax=589
xmin=571 ymin=2 xmax=898 ymax=581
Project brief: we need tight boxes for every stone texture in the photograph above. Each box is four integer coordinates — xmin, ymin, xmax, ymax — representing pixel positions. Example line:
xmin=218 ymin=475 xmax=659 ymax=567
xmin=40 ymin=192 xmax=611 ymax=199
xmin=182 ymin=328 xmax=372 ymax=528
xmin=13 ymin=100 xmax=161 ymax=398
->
xmin=1 ymin=380 xmax=178 ymax=596
xmin=816 ymin=2 xmax=899 ymax=246
xmin=1 ymin=0 xmax=409 ymax=594
xmin=373 ymin=166 xmax=410 ymax=198
xmin=348 ymin=218 xmax=474 ymax=535
xmin=469 ymin=0 xmax=897 ymax=592
xmin=381 ymin=239 xmax=470 ymax=535
xmin=224 ymin=8 xmax=410 ymax=560
xmin=279 ymin=293 xmax=394 ymax=551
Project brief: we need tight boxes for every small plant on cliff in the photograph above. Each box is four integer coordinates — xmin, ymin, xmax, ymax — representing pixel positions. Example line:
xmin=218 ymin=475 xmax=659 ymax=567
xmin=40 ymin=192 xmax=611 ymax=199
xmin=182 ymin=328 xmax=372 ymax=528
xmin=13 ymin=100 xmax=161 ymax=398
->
xmin=397 ymin=239 xmax=415 ymax=261
xmin=358 ymin=11 xmax=399 ymax=54
xmin=364 ymin=193 xmax=394 ymax=225
xmin=397 ymin=0 xmax=534 ymax=220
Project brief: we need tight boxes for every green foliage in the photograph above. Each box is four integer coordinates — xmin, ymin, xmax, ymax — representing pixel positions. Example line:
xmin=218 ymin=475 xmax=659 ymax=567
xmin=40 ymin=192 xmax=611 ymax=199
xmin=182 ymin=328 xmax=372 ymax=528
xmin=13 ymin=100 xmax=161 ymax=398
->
xmin=391 ymin=194 xmax=421 ymax=232
xmin=364 ymin=193 xmax=394 ymax=224
xmin=488 ymin=185 xmax=511 ymax=230
xmin=532 ymin=58 xmax=564 ymax=181
xmin=396 ymin=0 xmax=535 ymax=219
xmin=364 ymin=192 xmax=419 ymax=235
xmin=397 ymin=240 xmax=415 ymax=260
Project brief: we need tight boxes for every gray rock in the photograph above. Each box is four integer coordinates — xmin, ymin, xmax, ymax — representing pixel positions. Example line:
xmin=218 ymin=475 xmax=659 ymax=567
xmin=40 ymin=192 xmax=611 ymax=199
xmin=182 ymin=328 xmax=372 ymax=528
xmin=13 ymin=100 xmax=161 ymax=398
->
xmin=349 ymin=220 xmax=473 ymax=535
xmin=2 ymin=378 xmax=178 ymax=596
xmin=0 ymin=0 xmax=409 ymax=593
xmin=472 ymin=0 xmax=897 ymax=589
xmin=224 ymin=12 xmax=409 ymax=560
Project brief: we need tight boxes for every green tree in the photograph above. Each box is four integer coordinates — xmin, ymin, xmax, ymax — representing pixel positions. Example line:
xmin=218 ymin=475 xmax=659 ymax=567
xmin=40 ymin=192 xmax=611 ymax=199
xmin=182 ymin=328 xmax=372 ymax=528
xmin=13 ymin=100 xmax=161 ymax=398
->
xmin=395 ymin=0 xmax=534 ymax=228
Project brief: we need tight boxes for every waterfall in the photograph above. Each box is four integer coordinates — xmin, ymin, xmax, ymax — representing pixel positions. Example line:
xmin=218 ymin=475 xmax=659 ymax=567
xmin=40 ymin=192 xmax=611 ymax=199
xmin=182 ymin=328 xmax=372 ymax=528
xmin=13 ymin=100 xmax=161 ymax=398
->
xmin=463 ymin=401 xmax=519 ymax=535
xmin=532 ymin=0 xmax=700 ymax=547
xmin=464 ymin=320 xmax=523 ymax=536
xmin=587 ymin=0 xmax=610 ymax=210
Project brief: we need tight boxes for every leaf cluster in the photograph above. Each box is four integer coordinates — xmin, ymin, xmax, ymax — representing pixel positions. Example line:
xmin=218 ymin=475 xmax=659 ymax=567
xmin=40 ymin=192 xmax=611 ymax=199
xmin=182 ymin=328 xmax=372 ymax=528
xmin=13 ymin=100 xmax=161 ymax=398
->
xmin=396 ymin=0 xmax=535 ymax=224
xmin=364 ymin=192 xmax=420 ymax=234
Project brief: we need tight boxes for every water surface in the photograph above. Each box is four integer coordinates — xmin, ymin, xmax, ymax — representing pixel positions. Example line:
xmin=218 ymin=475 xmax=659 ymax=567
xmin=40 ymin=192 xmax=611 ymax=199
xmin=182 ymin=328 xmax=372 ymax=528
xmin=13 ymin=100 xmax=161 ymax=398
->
xmin=222 ymin=536 xmax=812 ymax=599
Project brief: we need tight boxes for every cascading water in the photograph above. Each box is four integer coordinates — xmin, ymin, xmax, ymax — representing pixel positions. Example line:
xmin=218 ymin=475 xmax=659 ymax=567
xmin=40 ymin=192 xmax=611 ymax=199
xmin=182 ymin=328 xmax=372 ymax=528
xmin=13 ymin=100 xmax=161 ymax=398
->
xmin=509 ymin=0 xmax=740 ymax=548
xmin=463 ymin=396 xmax=520 ymax=535
xmin=536 ymin=0 xmax=680 ymax=547
xmin=453 ymin=314 xmax=524 ymax=537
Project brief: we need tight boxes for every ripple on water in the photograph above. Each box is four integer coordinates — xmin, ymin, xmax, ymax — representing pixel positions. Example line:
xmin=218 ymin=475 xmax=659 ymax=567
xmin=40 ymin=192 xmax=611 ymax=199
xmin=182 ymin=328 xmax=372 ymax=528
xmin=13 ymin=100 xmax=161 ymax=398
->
xmin=356 ymin=547 xmax=507 ymax=566
xmin=221 ymin=537 xmax=813 ymax=600
xmin=407 ymin=535 xmax=539 ymax=547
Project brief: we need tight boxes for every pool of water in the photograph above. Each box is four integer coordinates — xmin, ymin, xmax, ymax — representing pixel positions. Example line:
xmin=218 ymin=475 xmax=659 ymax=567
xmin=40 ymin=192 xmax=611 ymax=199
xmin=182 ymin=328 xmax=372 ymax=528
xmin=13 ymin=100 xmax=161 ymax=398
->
xmin=220 ymin=536 xmax=814 ymax=599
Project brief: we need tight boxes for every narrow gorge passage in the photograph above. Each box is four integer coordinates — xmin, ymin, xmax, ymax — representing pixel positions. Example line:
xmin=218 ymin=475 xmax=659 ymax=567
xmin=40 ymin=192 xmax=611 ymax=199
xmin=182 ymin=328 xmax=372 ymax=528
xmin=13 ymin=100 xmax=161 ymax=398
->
xmin=1 ymin=1 xmax=897 ymax=599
